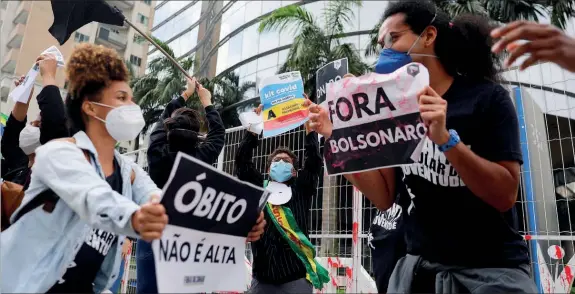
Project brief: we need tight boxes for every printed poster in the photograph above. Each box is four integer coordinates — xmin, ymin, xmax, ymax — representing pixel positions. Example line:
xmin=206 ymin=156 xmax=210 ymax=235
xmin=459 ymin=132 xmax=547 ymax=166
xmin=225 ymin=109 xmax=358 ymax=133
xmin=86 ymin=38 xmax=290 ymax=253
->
xmin=316 ymin=58 xmax=349 ymax=105
xmin=259 ymin=71 xmax=308 ymax=138
xmin=152 ymin=152 xmax=271 ymax=293
xmin=324 ymin=62 xmax=429 ymax=175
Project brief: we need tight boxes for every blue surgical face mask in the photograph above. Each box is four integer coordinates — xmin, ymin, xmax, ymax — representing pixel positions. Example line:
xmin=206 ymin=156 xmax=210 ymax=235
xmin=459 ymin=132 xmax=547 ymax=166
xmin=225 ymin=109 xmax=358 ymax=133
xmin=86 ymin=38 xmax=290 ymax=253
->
xmin=374 ymin=48 xmax=414 ymax=74
xmin=375 ymin=15 xmax=438 ymax=74
xmin=270 ymin=160 xmax=294 ymax=183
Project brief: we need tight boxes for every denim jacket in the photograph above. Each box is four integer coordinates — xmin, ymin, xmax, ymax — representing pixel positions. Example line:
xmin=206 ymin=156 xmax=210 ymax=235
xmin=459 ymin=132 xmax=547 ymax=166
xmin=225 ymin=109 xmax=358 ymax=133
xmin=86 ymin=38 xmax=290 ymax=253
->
xmin=1 ymin=131 xmax=161 ymax=293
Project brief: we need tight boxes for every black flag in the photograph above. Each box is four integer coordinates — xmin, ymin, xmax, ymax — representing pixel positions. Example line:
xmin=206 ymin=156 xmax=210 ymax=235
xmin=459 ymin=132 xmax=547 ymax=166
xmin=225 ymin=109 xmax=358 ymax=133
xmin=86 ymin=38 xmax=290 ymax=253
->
xmin=49 ymin=0 xmax=125 ymax=45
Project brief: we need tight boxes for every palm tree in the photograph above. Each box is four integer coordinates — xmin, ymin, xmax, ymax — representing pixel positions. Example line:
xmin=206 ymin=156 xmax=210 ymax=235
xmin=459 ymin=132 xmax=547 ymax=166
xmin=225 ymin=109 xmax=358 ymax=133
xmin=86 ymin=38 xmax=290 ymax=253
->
xmin=259 ymin=1 xmax=370 ymax=101
xmin=365 ymin=0 xmax=574 ymax=59
xmin=258 ymin=1 xmax=370 ymax=257
xmin=211 ymin=71 xmax=257 ymax=128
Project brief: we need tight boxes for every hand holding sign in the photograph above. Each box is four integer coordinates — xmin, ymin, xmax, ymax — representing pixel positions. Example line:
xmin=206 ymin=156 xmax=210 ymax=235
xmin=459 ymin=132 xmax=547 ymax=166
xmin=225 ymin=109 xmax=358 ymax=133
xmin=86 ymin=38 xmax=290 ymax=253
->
xmin=14 ymin=76 xmax=34 ymax=104
xmin=418 ymin=86 xmax=449 ymax=145
xmin=132 ymin=195 xmax=169 ymax=242
xmin=246 ymin=212 xmax=266 ymax=242
xmin=37 ymin=54 xmax=58 ymax=86
xmin=305 ymin=99 xmax=332 ymax=138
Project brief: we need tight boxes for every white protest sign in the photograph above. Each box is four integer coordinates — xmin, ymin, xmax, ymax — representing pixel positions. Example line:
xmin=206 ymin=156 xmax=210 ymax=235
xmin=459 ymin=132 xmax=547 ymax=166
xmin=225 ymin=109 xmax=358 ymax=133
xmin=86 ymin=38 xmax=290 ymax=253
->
xmin=9 ymin=46 xmax=65 ymax=104
xmin=239 ymin=111 xmax=263 ymax=135
xmin=153 ymin=152 xmax=270 ymax=293
xmin=323 ymin=63 xmax=429 ymax=175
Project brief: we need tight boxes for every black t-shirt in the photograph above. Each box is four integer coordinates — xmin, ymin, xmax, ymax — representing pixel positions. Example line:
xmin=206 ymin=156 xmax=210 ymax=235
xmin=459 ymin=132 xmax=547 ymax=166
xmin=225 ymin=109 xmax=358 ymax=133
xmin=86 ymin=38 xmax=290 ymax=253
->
xmin=400 ymin=77 xmax=529 ymax=267
xmin=368 ymin=187 xmax=409 ymax=292
xmin=48 ymin=159 xmax=123 ymax=293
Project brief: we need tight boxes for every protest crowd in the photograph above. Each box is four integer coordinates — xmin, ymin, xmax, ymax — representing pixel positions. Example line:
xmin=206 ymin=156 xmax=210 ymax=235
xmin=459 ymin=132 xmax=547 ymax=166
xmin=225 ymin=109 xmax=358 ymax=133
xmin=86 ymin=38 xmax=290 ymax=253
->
xmin=1 ymin=0 xmax=575 ymax=293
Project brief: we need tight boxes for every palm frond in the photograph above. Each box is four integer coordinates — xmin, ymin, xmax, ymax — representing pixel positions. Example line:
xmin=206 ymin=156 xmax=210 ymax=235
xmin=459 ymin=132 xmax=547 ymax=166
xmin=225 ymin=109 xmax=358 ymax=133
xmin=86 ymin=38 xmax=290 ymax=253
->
xmin=442 ymin=0 xmax=488 ymax=18
xmin=324 ymin=0 xmax=362 ymax=40
xmin=258 ymin=5 xmax=318 ymax=35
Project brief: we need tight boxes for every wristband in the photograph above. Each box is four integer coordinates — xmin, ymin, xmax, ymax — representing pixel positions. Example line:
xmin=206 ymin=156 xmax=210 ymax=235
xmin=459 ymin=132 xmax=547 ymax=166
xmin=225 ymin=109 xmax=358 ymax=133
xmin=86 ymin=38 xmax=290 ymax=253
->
xmin=438 ymin=129 xmax=460 ymax=152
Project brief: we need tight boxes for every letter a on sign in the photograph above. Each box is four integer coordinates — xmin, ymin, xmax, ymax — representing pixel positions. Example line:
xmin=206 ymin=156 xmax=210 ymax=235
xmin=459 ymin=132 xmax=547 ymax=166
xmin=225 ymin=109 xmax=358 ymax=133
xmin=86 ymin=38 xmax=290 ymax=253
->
xmin=268 ymin=110 xmax=277 ymax=120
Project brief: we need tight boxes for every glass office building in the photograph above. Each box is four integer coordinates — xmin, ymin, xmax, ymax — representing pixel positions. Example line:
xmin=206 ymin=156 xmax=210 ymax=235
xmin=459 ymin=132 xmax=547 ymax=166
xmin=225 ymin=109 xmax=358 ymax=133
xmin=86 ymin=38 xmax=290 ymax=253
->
xmin=149 ymin=0 xmax=382 ymax=100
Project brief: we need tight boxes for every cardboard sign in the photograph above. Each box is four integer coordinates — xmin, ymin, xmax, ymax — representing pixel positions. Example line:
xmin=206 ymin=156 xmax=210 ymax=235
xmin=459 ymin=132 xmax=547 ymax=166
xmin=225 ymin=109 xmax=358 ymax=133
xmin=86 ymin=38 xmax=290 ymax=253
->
xmin=259 ymin=71 xmax=309 ymax=138
xmin=152 ymin=152 xmax=270 ymax=293
xmin=316 ymin=58 xmax=349 ymax=105
xmin=323 ymin=63 xmax=429 ymax=175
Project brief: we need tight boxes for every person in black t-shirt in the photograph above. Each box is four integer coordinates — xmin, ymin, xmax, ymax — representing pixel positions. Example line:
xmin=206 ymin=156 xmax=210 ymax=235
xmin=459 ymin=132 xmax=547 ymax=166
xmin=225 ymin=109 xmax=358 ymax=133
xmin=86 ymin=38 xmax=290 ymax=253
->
xmin=368 ymin=180 xmax=408 ymax=294
xmin=308 ymin=1 xmax=538 ymax=292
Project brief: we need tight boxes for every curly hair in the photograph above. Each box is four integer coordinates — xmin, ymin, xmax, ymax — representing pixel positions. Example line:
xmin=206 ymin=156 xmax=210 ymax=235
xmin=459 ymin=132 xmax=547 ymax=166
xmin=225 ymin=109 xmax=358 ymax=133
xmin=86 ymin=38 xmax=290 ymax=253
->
xmin=384 ymin=0 xmax=501 ymax=82
xmin=64 ymin=43 xmax=130 ymax=133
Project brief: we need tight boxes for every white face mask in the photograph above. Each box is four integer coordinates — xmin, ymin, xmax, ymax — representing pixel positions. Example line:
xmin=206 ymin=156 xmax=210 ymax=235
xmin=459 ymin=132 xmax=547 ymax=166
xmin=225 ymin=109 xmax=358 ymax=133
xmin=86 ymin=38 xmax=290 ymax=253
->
xmin=90 ymin=102 xmax=145 ymax=141
xmin=19 ymin=124 xmax=41 ymax=155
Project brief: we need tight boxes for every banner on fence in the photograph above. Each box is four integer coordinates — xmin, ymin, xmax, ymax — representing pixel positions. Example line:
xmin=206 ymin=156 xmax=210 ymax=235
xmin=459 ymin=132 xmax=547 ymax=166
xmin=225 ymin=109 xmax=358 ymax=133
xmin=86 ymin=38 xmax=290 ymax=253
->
xmin=259 ymin=71 xmax=308 ymax=138
xmin=152 ymin=152 xmax=270 ymax=293
xmin=323 ymin=62 xmax=428 ymax=175
xmin=316 ymin=58 xmax=349 ymax=105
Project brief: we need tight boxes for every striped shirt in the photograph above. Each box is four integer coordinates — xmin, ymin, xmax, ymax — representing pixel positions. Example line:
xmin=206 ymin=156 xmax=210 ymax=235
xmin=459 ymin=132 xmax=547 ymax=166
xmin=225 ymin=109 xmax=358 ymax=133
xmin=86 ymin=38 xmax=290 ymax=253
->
xmin=235 ymin=132 xmax=321 ymax=284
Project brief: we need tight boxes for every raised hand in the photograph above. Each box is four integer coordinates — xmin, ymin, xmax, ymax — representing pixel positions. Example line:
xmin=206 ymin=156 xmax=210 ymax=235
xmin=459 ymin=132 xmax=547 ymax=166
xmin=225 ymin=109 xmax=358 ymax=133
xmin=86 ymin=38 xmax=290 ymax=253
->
xmin=36 ymin=54 xmax=58 ymax=86
xmin=418 ymin=86 xmax=449 ymax=145
xmin=304 ymin=99 xmax=332 ymax=138
xmin=491 ymin=21 xmax=575 ymax=72
xmin=182 ymin=77 xmax=197 ymax=101
xmin=197 ymin=83 xmax=212 ymax=107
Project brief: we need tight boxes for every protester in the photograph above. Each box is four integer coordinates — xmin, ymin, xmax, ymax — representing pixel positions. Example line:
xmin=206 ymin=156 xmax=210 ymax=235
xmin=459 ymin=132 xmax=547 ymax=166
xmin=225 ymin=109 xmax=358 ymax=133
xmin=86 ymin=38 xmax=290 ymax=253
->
xmin=368 ymin=189 xmax=408 ymax=293
xmin=1 ymin=53 xmax=68 ymax=185
xmin=0 ymin=43 xmax=168 ymax=293
xmin=491 ymin=21 xmax=575 ymax=72
xmin=137 ymin=76 xmax=266 ymax=293
xmin=236 ymin=102 xmax=324 ymax=293
xmin=307 ymin=1 xmax=537 ymax=292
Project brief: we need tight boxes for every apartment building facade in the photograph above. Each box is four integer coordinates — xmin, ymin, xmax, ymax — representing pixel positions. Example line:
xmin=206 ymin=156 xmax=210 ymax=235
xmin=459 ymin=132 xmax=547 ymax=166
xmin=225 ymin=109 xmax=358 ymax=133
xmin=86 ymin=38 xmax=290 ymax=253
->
xmin=0 ymin=0 xmax=156 ymax=152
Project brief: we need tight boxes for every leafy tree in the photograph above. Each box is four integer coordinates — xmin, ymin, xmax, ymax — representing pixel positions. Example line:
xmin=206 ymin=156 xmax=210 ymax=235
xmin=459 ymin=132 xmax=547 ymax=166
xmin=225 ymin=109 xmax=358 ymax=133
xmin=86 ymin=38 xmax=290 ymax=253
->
xmin=258 ymin=1 xmax=370 ymax=102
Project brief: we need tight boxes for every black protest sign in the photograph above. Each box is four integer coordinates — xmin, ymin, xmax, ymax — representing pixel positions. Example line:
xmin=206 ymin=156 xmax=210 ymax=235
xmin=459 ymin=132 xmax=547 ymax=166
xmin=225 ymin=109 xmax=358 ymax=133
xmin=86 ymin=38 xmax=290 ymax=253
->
xmin=316 ymin=58 xmax=349 ymax=104
xmin=323 ymin=63 xmax=429 ymax=175
xmin=160 ymin=152 xmax=270 ymax=238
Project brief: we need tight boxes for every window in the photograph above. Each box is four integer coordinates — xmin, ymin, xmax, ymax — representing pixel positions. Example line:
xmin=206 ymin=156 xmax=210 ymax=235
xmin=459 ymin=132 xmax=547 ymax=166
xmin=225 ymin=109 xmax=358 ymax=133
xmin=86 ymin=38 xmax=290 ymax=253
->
xmin=138 ymin=13 xmax=149 ymax=26
xmin=143 ymin=0 xmax=151 ymax=5
xmin=74 ymin=32 xmax=89 ymax=43
xmin=130 ymin=55 xmax=142 ymax=67
xmin=133 ymin=34 xmax=145 ymax=45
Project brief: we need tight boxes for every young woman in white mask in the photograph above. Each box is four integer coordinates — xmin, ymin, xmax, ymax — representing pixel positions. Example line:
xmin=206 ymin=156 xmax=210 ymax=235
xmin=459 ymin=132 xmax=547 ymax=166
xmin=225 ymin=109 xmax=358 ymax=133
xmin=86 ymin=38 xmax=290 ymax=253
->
xmin=1 ymin=43 xmax=168 ymax=293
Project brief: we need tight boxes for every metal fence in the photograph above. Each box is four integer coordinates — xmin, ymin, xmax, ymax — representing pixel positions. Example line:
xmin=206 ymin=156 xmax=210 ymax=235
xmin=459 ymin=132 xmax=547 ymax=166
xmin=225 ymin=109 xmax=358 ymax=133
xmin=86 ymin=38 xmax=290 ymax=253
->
xmin=117 ymin=62 xmax=575 ymax=294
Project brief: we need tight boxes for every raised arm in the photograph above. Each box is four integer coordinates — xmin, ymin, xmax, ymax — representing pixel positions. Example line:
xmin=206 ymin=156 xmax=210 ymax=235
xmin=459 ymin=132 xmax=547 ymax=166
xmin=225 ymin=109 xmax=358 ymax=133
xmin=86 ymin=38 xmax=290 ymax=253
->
xmin=235 ymin=131 xmax=264 ymax=187
xmin=1 ymin=76 xmax=33 ymax=172
xmin=36 ymin=54 xmax=68 ymax=143
xmin=194 ymin=85 xmax=225 ymax=164
xmin=295 ymin=123 xmax=322 ymax=193
xmin=147 ymin=78 xmax=196 ymax=187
